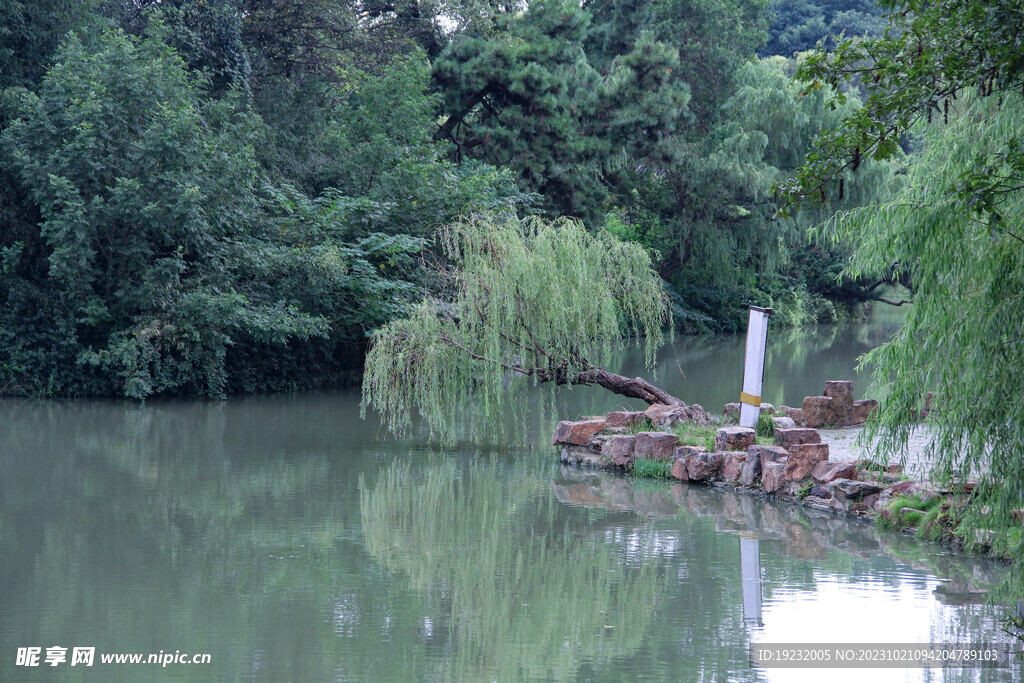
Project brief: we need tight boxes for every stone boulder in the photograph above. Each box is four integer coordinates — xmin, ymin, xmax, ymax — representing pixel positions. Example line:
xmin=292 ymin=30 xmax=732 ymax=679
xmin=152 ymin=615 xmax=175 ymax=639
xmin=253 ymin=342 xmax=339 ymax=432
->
xmin=811 ymin=460 xmax=858 ymax=484
xmin=774 ymin=427 xmax=822 ymax=449
xmin=601 ymin=435 xmax=635 ymax=467
xmin=670 ymin=458 xmax=689 ymax=481
xmin=750 ymin=445 xmax=789 ymax=470
xmin=762 ymin=461 xmax=788 ymax=493
xmin=772 ymin=416 xmax=797 ymax=431
xmin=827 ymin=478 xmax=884 ymax=506
xmin=780 ymin=405 xmax=805 ymax=424
xmin=824 ymin=380 xmax=855 ymax=425
xmin=801 ymin=396 xmax=834 ymax=428
xmin=633 ymin=431 xmax=680 ymax=461
xmin=605 ymin=410 xmax=646 ymax=428
xmin=715 ymin=426 xmax=756 ymax=452
xmin=674 ymin=445 xmax=706 ymax=460
xmin=687 ymin=452 xmax=724 ymax=482
xmin=552 ymin=419 xmax=606 ymax=446
xmin=784 ymin=443 xmax=829 ymax=481
xmin=738 ymin=452 xmax=762 ymax=487
xmin=645 ymin=403 xmax=709 ymax=427
xmin=671 ymin=446 xmax=705 ymax=481
xmin=719 ymin=452 xmax=747 ymax=482
xmin=559 ymin=445 xmax=603 ymax=467
xmin=852 ymin=399 xmax=878 ymax=424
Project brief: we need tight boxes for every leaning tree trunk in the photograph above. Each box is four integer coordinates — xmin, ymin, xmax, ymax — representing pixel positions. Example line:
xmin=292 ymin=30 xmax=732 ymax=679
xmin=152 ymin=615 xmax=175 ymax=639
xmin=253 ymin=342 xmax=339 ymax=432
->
xmin=571 ymin=367 xmax=710 ymax=425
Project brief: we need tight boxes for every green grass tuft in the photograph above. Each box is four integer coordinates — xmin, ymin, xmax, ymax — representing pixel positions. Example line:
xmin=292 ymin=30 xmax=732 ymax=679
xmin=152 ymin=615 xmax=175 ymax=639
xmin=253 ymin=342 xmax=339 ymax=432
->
xmin=756 ymin=411 xmax=775 ymax=438
xmin=632 ymin=457 xmax=673 ymax=479
xmin=877 ymin=493 xmax=941 ymax=531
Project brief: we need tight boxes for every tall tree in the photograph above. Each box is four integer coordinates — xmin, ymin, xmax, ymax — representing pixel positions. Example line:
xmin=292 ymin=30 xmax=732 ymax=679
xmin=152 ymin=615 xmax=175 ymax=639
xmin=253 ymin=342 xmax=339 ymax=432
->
xmin=791 ymin=0 xmax=1024 ymax=572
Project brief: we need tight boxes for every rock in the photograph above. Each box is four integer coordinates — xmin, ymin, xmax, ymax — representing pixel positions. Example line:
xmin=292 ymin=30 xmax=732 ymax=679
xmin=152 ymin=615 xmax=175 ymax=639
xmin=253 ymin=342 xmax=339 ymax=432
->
xmin=827 ymin=478 xmax=884 ymax=505
xmin=862 ymin=493 xmax=881 ymax=511
xmin=605 ymin=410 xmax=646 ymax=428
xmin=749 ymin=446 xmax=786 ymax=466
xmin=784 ymin=443 xmax=829 ymax=481
xmin=719 ymin=452 xmax=747 ymax=482
xmin=809 ymin=485 xmax=831 ymax=498
xmin=780 ymin=405 xmax=805 ymax=424
xmin=852 ymin=399 xmax=878 ymax=424
xmin=670 ymin=458 xmax=689 ymax=481
xmin=674 ymin=445 xmax=706 ymax=460
xmin=824 ymin=380 xmax=855 ymax=425
xmin=762 ymin=462 xmax=787 ymax=493
xmin=559 ymin=444 xmax=603 ymax=467
xmin=738 ymin=451 xmax=762 ymax=487
xmin=687 ymin=452 xmax=724 ymax=482
xmin=801 ymin=396 xmax=834 ymax=428
xmin=645 ymin=403 xmax=709 ymax=427
xmin=715 ymin=426 xmax=756 ymax=452
xmin=760 ymin=402 xmax=776 ymax=415
xmin=633 ymin=431 xmax=680 ymax=461
xmin=772 ymin=416 xmax=797 ymax=431
xmin=774 ymin=427 xmax=822 ymax=449
xmin=803 ymin=495 xmax=834 ymax=510
xmin=601 ymin=435 xmax=635 ymax=467
xmin=749 ymin=446 xmax=786 ymax=479
xmin=812 ymin=460 xmax=858 ymax=484
xmin=552 ymin=419 xmax=606 ymax=446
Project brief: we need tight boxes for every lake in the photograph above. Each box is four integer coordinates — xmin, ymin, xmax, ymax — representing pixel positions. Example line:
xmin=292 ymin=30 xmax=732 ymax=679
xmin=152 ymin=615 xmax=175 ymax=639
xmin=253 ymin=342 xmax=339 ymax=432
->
xmin=1 ymin=312 xmax=1019 ymax=681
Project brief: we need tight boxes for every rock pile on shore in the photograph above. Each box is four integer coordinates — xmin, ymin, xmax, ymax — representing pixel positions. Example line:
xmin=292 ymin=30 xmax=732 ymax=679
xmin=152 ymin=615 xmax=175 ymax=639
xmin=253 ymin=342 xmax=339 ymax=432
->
xmin=553 ymin=381 xmax=942 ymax=518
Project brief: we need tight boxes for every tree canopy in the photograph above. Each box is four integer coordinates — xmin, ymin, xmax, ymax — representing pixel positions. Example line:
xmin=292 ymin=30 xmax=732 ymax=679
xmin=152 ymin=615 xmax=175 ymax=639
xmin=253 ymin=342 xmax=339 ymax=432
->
xmin=361 ymin=215 xmax=707 ymax=441
xmin=0 ymin=0 xmax=903 ymax=397
xmin=790 ymin=0 xmax=1024 ymax=576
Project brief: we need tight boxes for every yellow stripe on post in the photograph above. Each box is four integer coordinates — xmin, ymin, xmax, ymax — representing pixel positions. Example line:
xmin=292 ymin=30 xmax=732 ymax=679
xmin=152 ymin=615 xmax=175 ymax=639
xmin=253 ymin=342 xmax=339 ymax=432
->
xmin=740 ymin=392 xmax=762 ymax=407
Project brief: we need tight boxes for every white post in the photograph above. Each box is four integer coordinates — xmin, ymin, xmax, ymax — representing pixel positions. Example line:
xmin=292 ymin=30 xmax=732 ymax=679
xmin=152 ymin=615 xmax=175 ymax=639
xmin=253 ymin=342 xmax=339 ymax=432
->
xmin=739 ymin=306 xmax=771 ymax=428
xmin=740 ymin=533 xmax=763 ymax=626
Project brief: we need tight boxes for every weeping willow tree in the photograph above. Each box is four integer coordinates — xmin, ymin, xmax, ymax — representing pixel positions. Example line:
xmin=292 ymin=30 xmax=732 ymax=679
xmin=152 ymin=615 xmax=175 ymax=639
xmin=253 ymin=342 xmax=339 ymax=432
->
xmin=816 ymin=93 xmax=1024 ymax=565
xmin=361 ymin=214 xmax=707 ymax=440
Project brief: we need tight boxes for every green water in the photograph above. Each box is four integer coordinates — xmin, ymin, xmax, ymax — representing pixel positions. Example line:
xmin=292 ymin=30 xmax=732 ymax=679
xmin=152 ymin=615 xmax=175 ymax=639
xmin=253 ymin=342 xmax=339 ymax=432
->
xmin=1 ymin=316 xmax=1019 ymax=682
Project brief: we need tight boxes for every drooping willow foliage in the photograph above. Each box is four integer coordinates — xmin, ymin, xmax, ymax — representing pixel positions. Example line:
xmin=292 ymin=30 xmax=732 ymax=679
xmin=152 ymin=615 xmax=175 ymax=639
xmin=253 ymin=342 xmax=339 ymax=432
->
xmin=817 ymin=93 xmax=1024 ymax=564
xmin=360 ymin=215 xmax=670 ymax=441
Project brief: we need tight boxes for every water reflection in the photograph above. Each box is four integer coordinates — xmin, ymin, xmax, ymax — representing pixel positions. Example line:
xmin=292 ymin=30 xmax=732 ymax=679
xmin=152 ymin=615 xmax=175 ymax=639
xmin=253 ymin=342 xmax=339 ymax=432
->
xmin=740 ymin=534 xmax=763 ymax=627
xmin=553 ymin=467 xmax=1020 ymax=681
xmin=360 ymin=460 xmax=663 ymax=681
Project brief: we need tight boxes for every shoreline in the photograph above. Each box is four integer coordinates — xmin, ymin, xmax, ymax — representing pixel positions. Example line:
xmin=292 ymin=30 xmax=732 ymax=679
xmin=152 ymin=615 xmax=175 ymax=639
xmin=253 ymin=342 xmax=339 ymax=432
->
xmin=553 ymin=382 xmax=1007 ymax=564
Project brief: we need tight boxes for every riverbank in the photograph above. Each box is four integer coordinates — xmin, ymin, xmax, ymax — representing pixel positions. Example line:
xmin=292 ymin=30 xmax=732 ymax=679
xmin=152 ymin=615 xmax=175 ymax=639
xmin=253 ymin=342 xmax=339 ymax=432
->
xmin=553 ymin=381 xmax=1017 ymax=563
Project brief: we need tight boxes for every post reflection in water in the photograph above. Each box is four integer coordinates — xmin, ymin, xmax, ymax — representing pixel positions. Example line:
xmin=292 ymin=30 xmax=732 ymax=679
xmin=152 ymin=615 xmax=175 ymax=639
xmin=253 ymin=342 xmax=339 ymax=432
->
xmin=739 ymin=533 xmax=763 ymax=627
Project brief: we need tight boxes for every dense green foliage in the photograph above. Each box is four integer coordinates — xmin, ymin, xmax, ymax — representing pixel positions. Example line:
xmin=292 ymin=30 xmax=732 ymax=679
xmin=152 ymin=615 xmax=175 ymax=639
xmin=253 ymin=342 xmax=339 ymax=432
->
xmin=762 ymin=0 xmax=886 ymax=57
xmin=820 ymin=93 xmax=1024 ymax=564
xmin=0 ymin=5 xmax=525 ymax=397
xmin=361 ymin=215 xmax=671 ymax=441
xmin=793 ymin=0 xmax=1024 ymax=584
xmin=2 ymin=0 xmax=899 ymax=397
